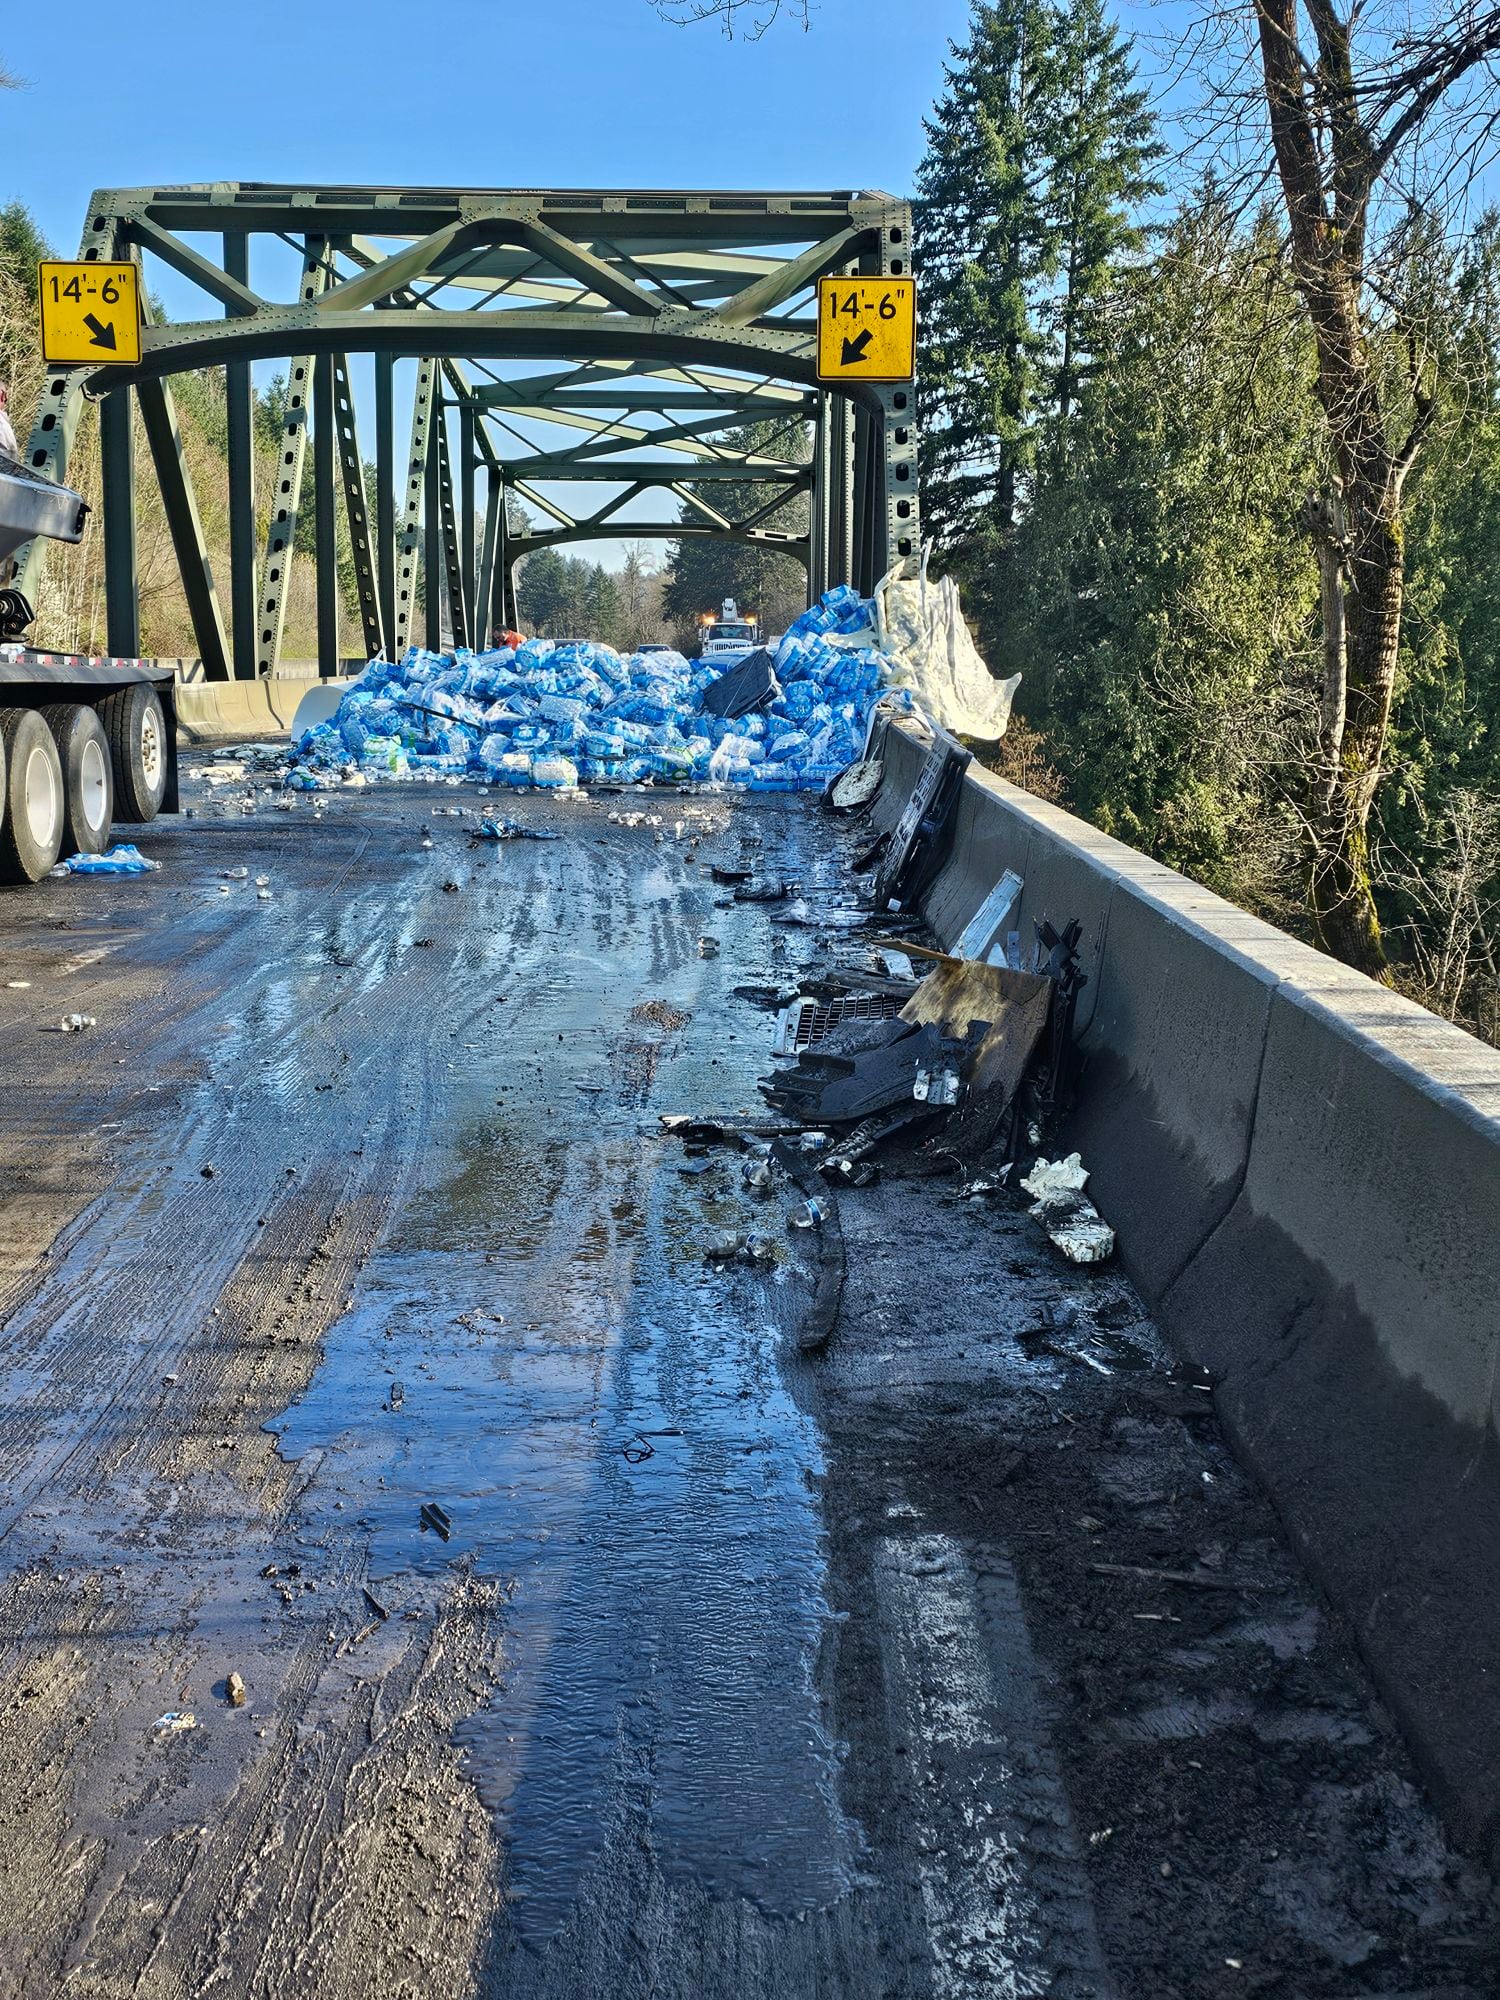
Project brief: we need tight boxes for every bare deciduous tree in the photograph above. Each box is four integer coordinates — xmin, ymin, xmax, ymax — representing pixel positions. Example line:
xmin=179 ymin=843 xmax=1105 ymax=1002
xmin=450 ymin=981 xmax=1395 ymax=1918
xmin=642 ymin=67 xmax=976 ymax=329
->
xmin=648 ymin=0 xmax=807 ymax=34
xmin=1381 ymin=786 xmax=1500 ymax=1033
xmin=1177 ymin=0 xmax=1500 ymax=973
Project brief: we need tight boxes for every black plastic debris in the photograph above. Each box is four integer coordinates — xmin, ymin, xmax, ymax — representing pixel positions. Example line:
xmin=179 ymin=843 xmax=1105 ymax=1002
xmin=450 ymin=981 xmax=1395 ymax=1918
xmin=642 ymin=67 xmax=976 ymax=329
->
xmin=711 ymin=865 xmax=752 ymax=885
xmin=734 ymin=879 xmax=789 ymax=903
xmin=771 ymin=1138 xmax=845 ymax=1350
xmin=868 ymin=733 xmax=971 ymax=912
xmin=697 ymin=647 xmax=778 ymax=720
xmin=733 ymin=981 xmax=798 ymax=1008
xmin=659 ymin=1114 xmax=745 ymax=1148
xmin=1030 ymin=919 xmax=1088 ymax=1114
xmin=762 ymin=1019 xmax=959 ymax=1124
xmin=471 ymin=817 xmax=560 ymax=842
xmin=420 ymin=1501 xmax=452 ymax=1540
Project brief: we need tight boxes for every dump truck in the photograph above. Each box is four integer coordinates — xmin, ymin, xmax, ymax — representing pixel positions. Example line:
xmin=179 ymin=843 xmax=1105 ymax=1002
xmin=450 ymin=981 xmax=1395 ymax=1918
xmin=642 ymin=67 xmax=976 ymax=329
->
xmin=0 ymin=456 xmax=177 ymax=884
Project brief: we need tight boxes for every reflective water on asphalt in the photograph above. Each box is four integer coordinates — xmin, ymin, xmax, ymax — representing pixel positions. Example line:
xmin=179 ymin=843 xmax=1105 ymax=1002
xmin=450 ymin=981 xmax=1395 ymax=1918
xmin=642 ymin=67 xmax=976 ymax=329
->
xmin=271 ymin=800 xmax=856 ymax=1940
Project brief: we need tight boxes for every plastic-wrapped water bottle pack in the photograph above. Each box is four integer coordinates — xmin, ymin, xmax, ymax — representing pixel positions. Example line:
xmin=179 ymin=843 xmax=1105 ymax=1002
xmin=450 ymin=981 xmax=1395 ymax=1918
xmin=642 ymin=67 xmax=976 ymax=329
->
xmin=283 ymin=585 xmax=907 ymax=795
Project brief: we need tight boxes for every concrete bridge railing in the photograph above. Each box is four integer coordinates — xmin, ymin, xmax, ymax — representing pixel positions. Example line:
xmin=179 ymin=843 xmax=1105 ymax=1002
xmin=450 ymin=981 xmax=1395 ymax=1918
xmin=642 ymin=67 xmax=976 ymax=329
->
xmin=873 ymin=717 xmax=1500 ymax=1857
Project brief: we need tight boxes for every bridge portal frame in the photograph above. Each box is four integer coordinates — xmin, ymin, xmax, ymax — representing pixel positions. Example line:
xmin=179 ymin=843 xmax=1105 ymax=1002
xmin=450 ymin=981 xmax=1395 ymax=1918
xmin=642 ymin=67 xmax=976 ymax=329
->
xmin=17 ymin=185 xmax=919 ymax=679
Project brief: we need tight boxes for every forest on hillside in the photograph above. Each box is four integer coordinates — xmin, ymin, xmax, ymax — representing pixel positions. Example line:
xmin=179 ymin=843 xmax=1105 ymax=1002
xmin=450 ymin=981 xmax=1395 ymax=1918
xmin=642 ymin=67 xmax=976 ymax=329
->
xmin=912 ymin=0 xmax=1500 ymax=1044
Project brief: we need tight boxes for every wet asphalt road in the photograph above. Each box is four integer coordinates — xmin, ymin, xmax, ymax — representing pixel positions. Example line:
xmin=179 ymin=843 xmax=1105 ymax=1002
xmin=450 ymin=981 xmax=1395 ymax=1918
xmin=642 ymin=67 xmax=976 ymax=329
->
xmin=0 ymin=760 xmax=1495 ymax=1999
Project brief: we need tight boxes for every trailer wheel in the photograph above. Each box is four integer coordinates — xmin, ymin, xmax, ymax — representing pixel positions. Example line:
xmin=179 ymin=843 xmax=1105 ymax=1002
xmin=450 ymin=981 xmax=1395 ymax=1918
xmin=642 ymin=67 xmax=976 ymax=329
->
xmin=40 ymin=704 xmax=114 ymax=856
xmin=99 ymin=683 xmax=167 ymax=824
xmin=0 ymin=709 xmax=65 ymax=884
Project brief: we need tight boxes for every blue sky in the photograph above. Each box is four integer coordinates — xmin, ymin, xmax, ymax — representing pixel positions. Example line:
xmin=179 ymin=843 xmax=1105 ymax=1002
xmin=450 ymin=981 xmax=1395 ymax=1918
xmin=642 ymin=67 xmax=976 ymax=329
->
xmin=2 ymin=0 xmax=974 ymax=255
xmin=3 ymin=0 xmax=991 ymax=570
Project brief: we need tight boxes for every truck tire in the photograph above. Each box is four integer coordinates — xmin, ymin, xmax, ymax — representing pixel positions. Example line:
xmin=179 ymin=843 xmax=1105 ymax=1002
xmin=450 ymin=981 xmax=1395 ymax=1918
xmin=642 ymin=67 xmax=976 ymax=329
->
xmin=100 ymin=683 xmax=167 ymax=824
xmin=0 ymin=708 xmax=65 ymax=884
xmin=40 ymin=704 xmax=113 ymax=856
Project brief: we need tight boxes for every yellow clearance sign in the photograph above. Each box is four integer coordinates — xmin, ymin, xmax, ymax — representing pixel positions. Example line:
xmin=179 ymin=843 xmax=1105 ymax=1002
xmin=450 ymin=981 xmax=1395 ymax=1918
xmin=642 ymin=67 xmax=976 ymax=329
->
xmin=38 ymin=261 xmax=142 ymax=367
xmin=815 ymin=276 xmax=916 ymax=385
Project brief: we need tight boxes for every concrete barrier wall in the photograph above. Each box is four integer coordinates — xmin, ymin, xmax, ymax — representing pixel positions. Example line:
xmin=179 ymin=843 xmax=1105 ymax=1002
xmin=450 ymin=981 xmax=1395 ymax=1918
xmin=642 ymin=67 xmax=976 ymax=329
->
xmin=874 ymin=719 xmax=1500 ymax=1855
xmin=173 ymin=678 xmax=306 ymax=743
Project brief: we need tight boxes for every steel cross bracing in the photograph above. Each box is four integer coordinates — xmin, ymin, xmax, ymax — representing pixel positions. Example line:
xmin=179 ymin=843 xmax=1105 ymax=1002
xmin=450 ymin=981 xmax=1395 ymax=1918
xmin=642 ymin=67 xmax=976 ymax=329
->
xmin=17 ymin=186 xmax=920 ymax=679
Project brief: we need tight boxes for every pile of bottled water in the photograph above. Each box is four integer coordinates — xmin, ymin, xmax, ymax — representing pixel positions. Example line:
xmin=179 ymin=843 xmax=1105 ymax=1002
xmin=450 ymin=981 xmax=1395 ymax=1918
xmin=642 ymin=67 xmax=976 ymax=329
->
xmin=285 ymin=585 xmax=906 ymax=793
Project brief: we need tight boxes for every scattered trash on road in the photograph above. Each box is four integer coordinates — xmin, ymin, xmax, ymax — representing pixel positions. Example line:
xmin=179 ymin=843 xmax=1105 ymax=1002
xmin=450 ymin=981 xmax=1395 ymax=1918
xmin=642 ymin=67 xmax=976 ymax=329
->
xmin=64 ymin=844 xmax=160 ymax=876
xmin=153 ymin=1711 xmax=197 ymax=1734
xmin=472 ymin=816 xmax=561 ymax=842
xmin=824 ymin=755 xmax=884 ymax=814
xmin=420 ymin=1500 xmax=452 ymax=1540
xmin=58 ymin=1012 xmax=96 ymax=1033
xmin=1020 ymin=1155 xmax=1116 ymax=1264
xmin=771 ymin=1138 xmax=845 ymax=1350
xmin=788 ymin=1197 xmax=829 ymax=1229
xmin=225 ymin=1672 xmax=248 ymax=1707
xmin=705 ymin=1231 xmax=776 ymax=1265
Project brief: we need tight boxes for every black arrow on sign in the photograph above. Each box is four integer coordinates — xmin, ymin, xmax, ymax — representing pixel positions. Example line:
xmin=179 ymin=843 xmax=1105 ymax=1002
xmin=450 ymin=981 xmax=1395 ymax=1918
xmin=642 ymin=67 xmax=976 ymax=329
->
xmin=83 ymin=314 xmax=116 ymax=351
xmin=839 ymin=328 xmax=873 ymax=366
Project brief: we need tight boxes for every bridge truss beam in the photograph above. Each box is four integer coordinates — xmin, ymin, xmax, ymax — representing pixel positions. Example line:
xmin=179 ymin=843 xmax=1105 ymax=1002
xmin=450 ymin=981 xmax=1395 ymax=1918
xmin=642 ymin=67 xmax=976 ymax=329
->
xmin=19 ymin=186 xmax=919 ymax=675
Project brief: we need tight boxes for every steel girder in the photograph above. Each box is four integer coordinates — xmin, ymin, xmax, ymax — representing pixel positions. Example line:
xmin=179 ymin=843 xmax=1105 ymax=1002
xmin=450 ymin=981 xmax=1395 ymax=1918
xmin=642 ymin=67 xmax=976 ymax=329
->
xmin=20 ymin=186 xmax=920 ymax=675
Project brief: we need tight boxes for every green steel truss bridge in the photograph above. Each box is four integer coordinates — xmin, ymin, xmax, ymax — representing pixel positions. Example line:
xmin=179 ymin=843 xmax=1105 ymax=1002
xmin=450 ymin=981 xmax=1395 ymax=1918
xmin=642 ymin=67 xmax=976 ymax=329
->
xmin=17 ymin=184 xmax=919 ymax=679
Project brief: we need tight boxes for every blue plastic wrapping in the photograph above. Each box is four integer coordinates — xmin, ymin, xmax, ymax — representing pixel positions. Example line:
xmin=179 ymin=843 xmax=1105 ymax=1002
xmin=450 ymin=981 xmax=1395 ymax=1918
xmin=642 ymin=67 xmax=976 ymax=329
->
xmin=284 ymin=592 xmax=894 ymax=793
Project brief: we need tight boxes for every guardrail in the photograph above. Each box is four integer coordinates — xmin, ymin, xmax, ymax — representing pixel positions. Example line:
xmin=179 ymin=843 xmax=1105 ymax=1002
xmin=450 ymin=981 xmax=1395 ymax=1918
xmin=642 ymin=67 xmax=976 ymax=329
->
xmin=873 ymin=717 xmax=1500 ymax=1857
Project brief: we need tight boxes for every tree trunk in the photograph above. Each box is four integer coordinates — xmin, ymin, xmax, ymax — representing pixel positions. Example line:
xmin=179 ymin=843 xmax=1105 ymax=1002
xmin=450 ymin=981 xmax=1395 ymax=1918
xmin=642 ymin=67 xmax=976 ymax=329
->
xmin=1311 ymin=507 xmax=1402 ymax=973
xmin=1252 ymin=0 xmax=1407 ymax=981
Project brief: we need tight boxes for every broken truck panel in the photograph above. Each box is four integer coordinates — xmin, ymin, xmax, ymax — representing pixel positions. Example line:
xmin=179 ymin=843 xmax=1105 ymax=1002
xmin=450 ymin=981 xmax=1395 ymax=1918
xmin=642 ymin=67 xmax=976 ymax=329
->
xmin=867 ymin=731 xmax=971 ymax=913
xmin=951 ymin=868 xmax=1024 ymax=965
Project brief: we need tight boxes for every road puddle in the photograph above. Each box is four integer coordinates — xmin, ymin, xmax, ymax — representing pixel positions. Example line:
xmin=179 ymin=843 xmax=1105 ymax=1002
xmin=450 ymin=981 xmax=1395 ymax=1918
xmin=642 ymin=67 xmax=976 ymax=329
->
xmin=270 ymin=807 xmax=856 ymax=1943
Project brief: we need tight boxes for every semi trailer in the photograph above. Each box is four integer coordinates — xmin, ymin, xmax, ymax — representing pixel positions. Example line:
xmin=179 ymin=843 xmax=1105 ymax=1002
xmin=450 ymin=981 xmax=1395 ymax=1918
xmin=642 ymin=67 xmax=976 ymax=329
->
xmin=0 ymin=456 xmax=178 ymax=885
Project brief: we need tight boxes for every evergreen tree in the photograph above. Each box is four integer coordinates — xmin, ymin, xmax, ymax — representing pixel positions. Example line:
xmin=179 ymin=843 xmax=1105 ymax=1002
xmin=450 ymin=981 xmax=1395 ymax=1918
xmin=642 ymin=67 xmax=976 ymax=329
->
xmin=915 ymin=0 xmax=1063 ymax=552
xmin=914 ymin=0 xmax=1159 ymax=553
xmin=0 ymin=201 xmax=51 ymax=287
xmin=516 ymin=546 xmax=571 ymax=633
xmin=998 ymin=194 xmax=1323 ymax=906
xmin=1043 ymin=0 xmax=1161 ymax=461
